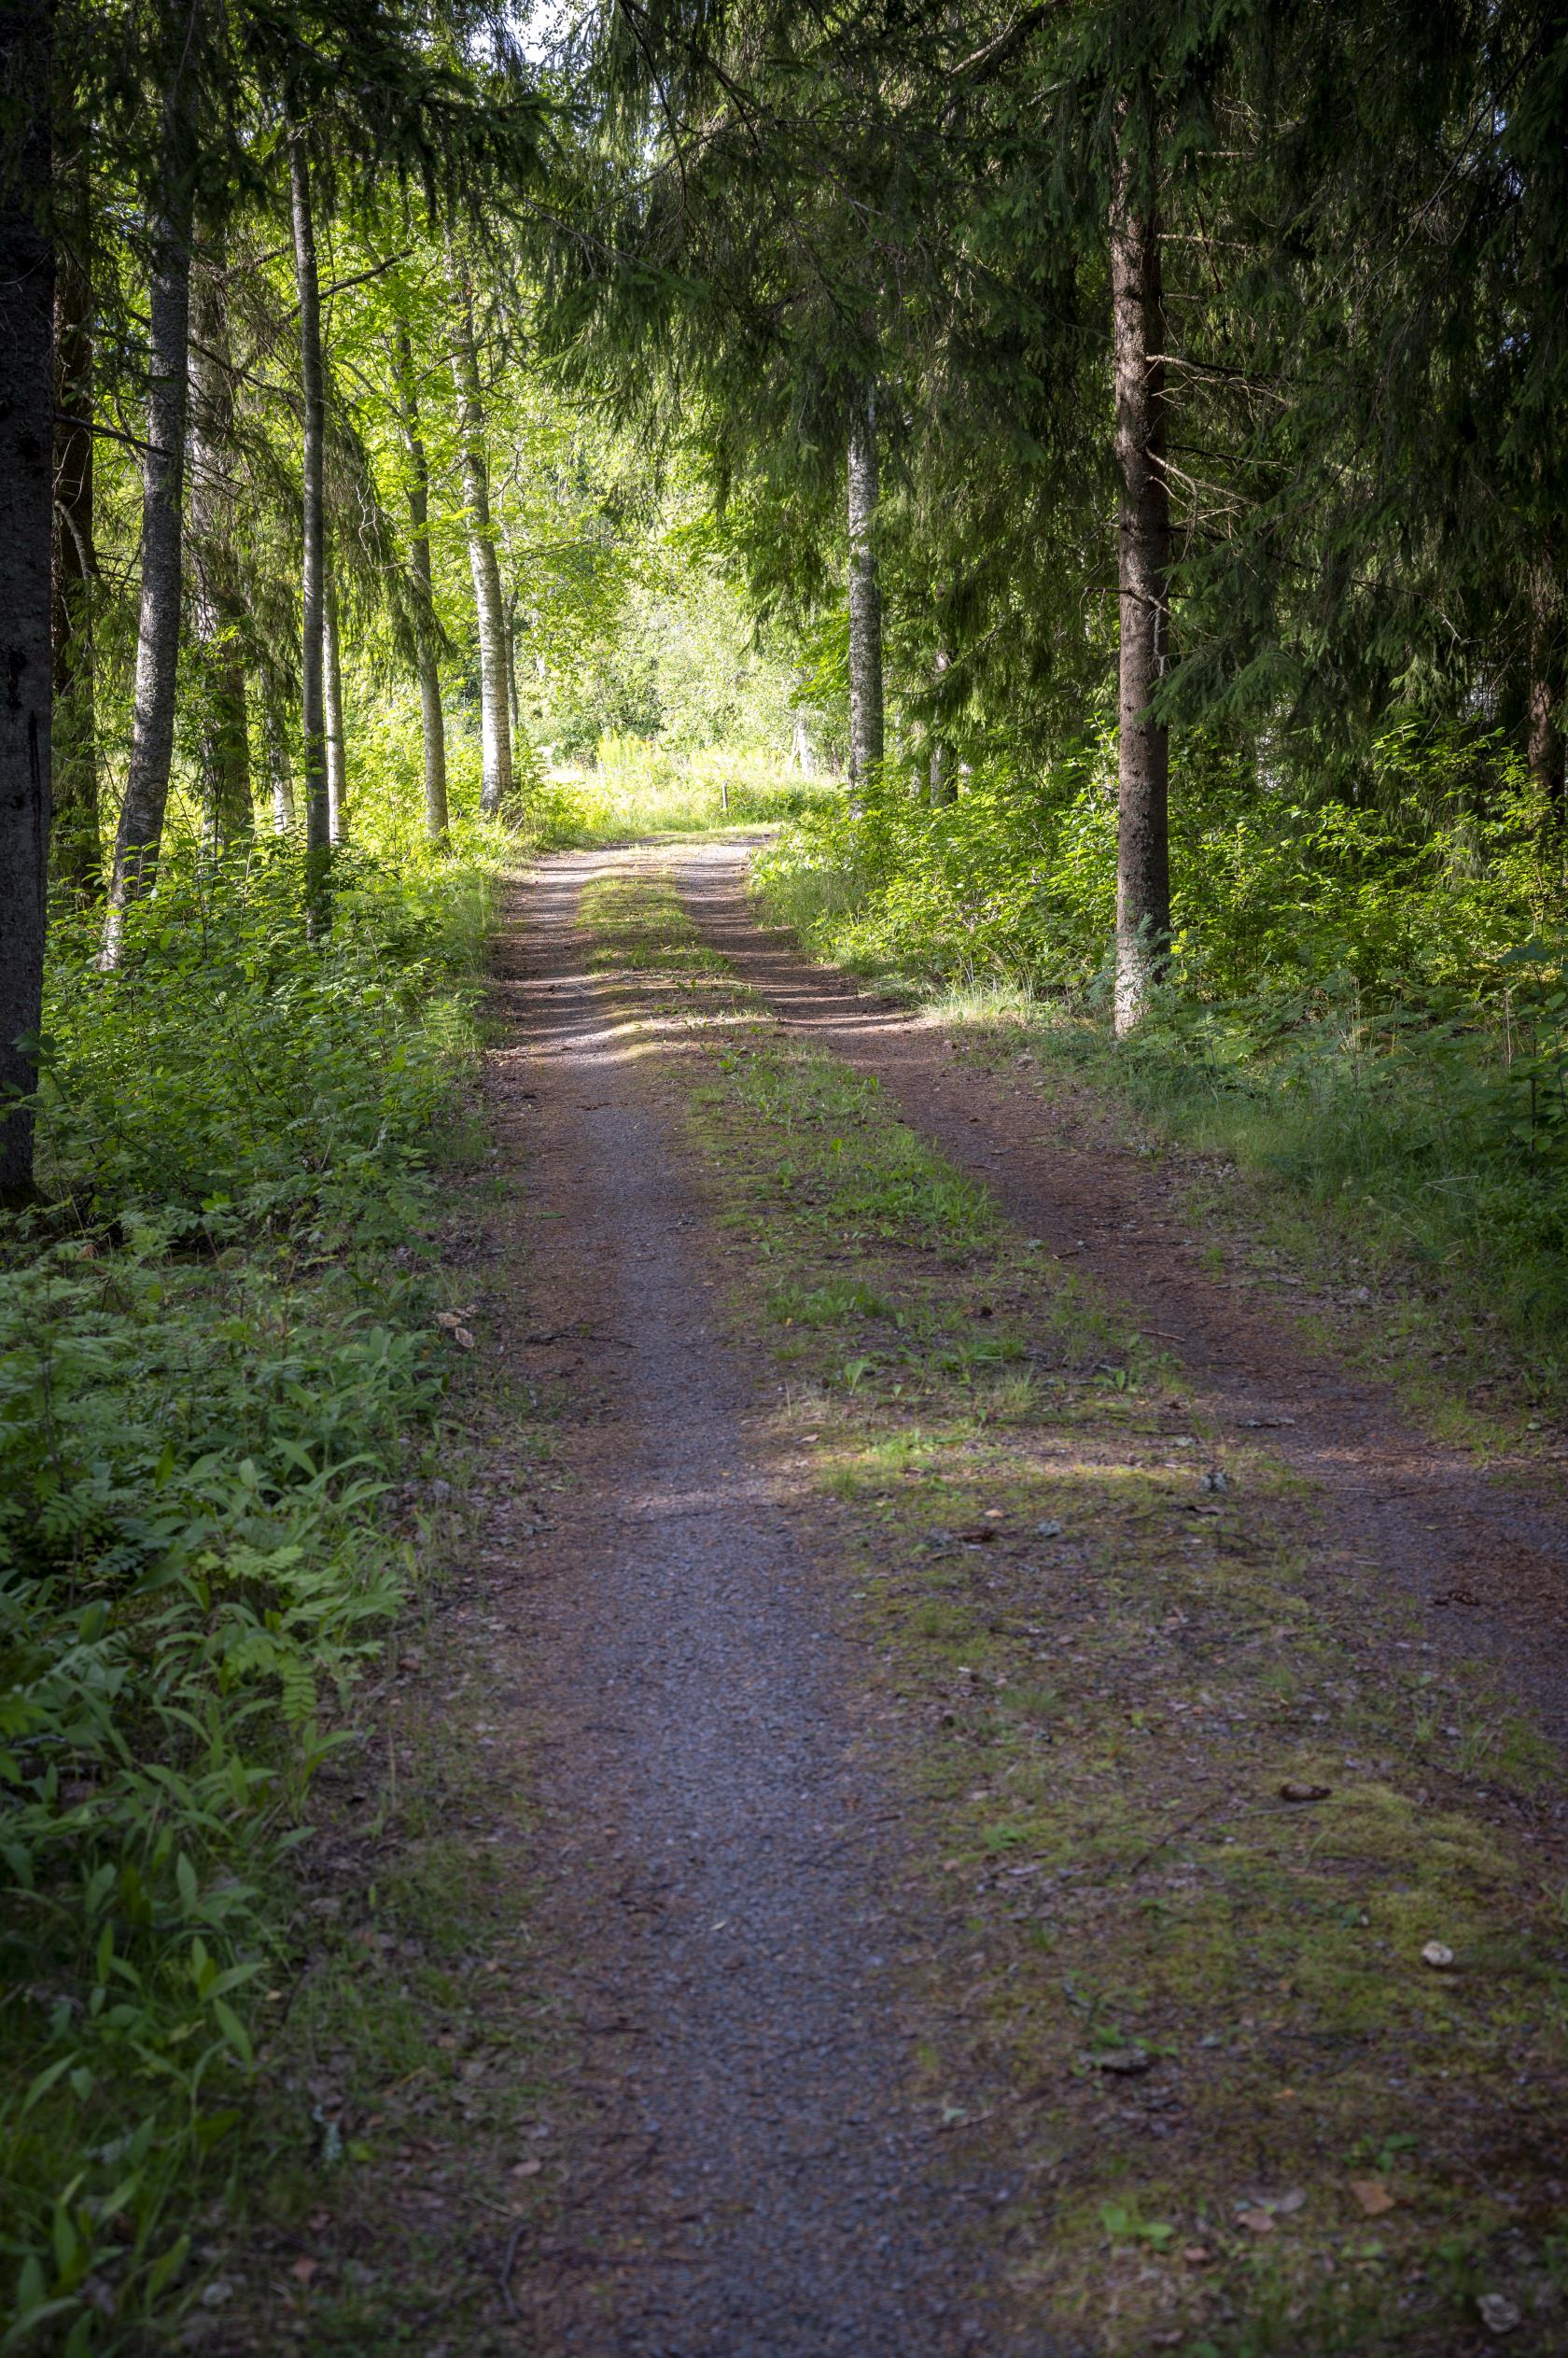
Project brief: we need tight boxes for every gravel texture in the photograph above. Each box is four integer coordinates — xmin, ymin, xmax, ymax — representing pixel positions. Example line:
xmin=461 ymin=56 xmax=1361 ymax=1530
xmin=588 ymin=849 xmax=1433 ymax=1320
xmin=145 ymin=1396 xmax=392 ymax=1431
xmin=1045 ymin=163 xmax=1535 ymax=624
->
xmin=487 ymin=852 xmax=1051 ymax=2357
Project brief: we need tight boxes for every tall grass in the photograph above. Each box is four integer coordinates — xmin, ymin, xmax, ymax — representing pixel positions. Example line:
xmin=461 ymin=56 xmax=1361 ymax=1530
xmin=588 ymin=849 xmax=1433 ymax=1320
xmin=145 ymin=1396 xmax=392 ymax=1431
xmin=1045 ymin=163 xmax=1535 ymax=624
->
xmin=537 ymin=734 xmax=840 ymax=845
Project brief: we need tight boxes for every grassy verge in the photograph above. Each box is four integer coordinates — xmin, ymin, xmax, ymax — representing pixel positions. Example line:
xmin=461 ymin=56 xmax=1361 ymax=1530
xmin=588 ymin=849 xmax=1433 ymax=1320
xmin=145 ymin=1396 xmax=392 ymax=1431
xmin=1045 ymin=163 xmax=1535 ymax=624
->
xmin=0 ymin=840 xmax=510 ymax=2352
xmin=750 ymin=838 xmax=1568 ymax=1445
xmin=533 ymin=748 xmax=840 ymax=847
xmin=582 ymin=865 xmax=1568 ymax=2358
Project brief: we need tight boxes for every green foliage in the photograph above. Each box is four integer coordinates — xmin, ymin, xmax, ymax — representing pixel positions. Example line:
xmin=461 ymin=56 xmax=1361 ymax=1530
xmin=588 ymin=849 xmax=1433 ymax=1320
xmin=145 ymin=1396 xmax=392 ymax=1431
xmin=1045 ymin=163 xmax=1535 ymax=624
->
xmin=36 ymin=846 xmax=484 ymax=1234
xmin=756 ymin=728 xmax=1567 ymax=1005
xmin=755 ymin=733 xmax=1568 ymax=1355
xmin=538 ymin=737 xmax=837 ymax=845
xmin=0 ymin=832 xmax=495 ymax=2349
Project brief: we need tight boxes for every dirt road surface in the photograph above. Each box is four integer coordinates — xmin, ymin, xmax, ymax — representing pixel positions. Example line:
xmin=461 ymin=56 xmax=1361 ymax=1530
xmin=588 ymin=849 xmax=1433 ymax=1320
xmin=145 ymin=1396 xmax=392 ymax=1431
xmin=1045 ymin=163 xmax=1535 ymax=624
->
xmin=488 ymin=852 xmax=1044 ymax=2355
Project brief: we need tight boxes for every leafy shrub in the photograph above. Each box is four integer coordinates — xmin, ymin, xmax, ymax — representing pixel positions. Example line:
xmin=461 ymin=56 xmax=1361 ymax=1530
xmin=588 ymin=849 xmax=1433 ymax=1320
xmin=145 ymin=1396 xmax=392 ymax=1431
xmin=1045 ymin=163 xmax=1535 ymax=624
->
xmin=1 ymin=831 xmax=495 ymax=2350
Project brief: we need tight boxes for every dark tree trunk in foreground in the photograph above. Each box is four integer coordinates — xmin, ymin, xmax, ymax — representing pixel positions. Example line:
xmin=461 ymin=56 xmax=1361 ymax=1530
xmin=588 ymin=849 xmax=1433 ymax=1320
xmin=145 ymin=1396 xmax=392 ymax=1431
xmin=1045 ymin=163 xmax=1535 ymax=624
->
xmin=448 ymin=265 xmax=514 ymax=817
xmin=189 ymin=260 xmax=252 ymax=848
xmin=324 ymin=565 xmax=347 ymax=841
xmin=0 ymin=0 xmax=54 ymax=1203
xmin=847 ymin=389 xmax=884 ymax=799
xmin=1109 ymin=130 xmax=1171 ymax=1036
xmin=288 ymin=121 xmax=331 ymax=928
xmin=394 ymin=325 xmax=448 ymax=840
xmin=52 ymin=207 xmax=98 ymax=897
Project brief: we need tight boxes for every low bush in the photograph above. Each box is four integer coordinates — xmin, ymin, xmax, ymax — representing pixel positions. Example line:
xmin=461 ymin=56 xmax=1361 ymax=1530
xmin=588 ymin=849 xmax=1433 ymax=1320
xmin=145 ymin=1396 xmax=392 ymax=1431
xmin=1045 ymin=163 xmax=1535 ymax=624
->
xmin=1 ymin=828 xmax=497 ymax=2351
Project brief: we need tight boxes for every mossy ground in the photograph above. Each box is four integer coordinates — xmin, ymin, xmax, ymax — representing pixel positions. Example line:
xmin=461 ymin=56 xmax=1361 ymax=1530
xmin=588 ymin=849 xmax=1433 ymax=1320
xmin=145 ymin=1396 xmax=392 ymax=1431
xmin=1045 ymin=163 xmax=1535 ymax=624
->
xmin=580 ymin=865 xmax=1568 ymax=2358
xmin=903 ymin=995 xmax=1568 ymax=1461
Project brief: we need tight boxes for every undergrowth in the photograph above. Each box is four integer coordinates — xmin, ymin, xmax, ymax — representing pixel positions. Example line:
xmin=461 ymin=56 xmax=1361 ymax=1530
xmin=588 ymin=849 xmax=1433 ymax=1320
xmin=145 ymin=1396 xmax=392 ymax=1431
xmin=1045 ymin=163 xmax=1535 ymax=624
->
xmin=1 ymin=832 xmax=498 ymax=2352
xmin=537 ymin=737 xmax=836 ymax=846
xmin=751 ymin=746 xmax=1568 ymax=1377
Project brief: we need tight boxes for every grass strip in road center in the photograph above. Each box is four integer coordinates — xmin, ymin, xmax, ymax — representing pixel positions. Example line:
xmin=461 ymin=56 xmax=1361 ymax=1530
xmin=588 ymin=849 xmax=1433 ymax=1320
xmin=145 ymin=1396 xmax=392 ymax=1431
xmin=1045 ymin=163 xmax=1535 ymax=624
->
xmin=581 ymin=863 xmax=1568 ymax=2358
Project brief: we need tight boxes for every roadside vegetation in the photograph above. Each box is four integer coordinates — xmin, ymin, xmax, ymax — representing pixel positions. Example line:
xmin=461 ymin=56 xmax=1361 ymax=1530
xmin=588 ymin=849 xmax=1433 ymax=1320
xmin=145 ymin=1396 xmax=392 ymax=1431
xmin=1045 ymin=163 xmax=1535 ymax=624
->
xmin=0 ymin=785 xmax=505 ymax=2348
xmin=752 ymin=758 xmax=1568 ymax=1416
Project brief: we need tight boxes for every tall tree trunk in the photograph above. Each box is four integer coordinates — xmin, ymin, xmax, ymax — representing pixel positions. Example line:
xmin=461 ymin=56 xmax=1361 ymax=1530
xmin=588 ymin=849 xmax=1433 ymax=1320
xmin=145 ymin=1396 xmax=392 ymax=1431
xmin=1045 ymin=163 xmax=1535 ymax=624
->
xmin=101 ymin=14 xmax=198 ymax=968
xmin=1109 ymin=125 xmax=1171 ymax=1037
xmin=392 ymin=323 xmax=448 ymax=839
xmin=847 ymin=388 xmax=884 ymax=799
xmin=189 ymin=256 xmax=252 ymax=849
xmin=0 ymin=0 xmax=54 ymax=1204
xmin=323 ymin=565 xmax=347 ymax=841
xmin=288 ymin=119 xmax=330 ymax=930
xmin=1527 ymin=549 xmax=1563 ymax=827
xmin=448 ymin=263 xmax=513 ymax=818
xmin=929 ymin=646 xmax=955 ymax=806
xmin=261 ymin=676 xmax=296 ymax=833
xmin=52 ymin=191 xmax=98 ymax=899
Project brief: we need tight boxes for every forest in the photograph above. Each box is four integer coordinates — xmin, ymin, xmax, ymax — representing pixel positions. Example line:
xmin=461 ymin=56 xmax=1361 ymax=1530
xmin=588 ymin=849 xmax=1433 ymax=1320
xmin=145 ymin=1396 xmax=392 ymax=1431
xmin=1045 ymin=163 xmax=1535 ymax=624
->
xmin=2 ymin=0 xmax=1567 ymax=2351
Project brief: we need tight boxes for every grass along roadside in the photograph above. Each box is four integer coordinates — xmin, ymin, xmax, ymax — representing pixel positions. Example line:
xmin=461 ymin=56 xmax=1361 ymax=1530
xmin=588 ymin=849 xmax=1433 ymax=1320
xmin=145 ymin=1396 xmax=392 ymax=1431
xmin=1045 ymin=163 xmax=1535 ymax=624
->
xmin=0 ymin=841 xmax=517 ymax=2354
xmin=582 ymin=864 xmax=1568 ymax=2358
xmin=749 ymin=843 xmax=1568 ymax=1453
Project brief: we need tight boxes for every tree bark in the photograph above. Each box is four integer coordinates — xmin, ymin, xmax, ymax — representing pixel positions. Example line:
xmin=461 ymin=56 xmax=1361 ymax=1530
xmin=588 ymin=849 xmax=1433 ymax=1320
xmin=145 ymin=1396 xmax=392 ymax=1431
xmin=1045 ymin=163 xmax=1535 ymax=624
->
xmin=1527 ymin=550 xmax=1563 ymax=825
xmin=0 ymin=0 xmax=54 ymax=1204
xmin=1109 ymin=125 xmax=1171 ymax=1037
xmin=847 ymin=388 xmax=884 ymax=799
xmin=324 ymin=563 xmax=347 ymax=841
xmin=52 ymin=194 xmax=98 ymax=898
xmin=288 ymin=120 xmax=331 ymax=930
xmin=189 ymin=258 xmax=252 ymax=849
xmin=101 ymin=12 xmax=198 ymax=968
xmin=261 ymin=675 xmax=296 ymax=834
xmin=929 ymin=647 xmax=955 ymax=806
xmin=448 ymin=265 xmax=514 ymax=818
xmin=392 ymin=324 xmax=448 ymax=839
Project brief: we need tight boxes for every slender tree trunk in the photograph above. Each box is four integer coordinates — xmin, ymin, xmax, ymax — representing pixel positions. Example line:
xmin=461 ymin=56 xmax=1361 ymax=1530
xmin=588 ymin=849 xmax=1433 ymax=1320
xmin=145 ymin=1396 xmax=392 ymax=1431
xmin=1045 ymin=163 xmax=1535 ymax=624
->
xmin=506 ymin=596 xmax=521 ymax=742
xmin=0 ymin=0 xmax=54 ymax=1203
xmin=791 ymin=704 xmax=815 ymax=777
xmin=929 ymin=647 xmax=955 ymax=806
xmin=448 ymin=263 xmax=514 ymax=818
xmin=261 ymin=677 xmax=296 ymax=833
xmin=101 ymin=17 xmax=198 ymax=968
xmin=323 ymin=565 xmax=347 ymax=841
xmin=1109 ymin=124 xmax=1171 ymax=1037
xmin=1527 ymin=550 xmax=1563 ymax=827
xmin=52 ymin=197 xmax=98 ymax=899
xmin=847 ymin=388 xmax=884 ymax=800
xmin=288 ymin=119 xmax=330 ymax=930
xmin=392 ymin=324 xmax=448 ymax=840
xmin=189 ymin=258 xmax=252 ymax=849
